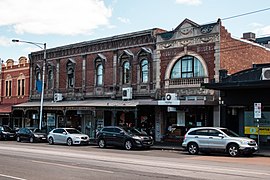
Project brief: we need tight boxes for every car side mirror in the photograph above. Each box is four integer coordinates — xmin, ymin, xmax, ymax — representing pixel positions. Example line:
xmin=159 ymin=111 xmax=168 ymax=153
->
xmin=63 ymin=132 xmax=67 ymax=135
xmin=218 ymin=134 xmax=225 ymax=138
xmin=120 ymin=131 xmax=125 ymax=135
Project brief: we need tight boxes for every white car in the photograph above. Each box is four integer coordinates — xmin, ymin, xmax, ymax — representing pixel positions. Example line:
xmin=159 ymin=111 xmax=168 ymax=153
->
xmin=182 ymin=127 xmax=258 ymax=157
xmin=47 ymin=128 xmax=89 ymax=146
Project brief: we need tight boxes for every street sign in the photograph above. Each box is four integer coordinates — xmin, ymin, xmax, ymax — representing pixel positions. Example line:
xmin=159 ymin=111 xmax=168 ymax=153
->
xmin=254 ymin=103 xmax=261 ymax=119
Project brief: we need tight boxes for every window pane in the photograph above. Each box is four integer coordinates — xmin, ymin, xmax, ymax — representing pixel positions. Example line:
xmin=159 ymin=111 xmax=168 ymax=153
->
xmin=18 ymin=80 xmax=21 ymax=96
xmin=97 ymin=64 xmax=103 ymax=86
xmin=171 ymin=61 xmax=181 ymax=79
xmin=123 ymin=61 xmax=130 ymax=84
xmin=48 ymin=70 xmax=53 ymax=89
xmin=141 ymin=59 xmax=148 ymax=83
xmin=22 ymin=79 xmax=25 ymax=96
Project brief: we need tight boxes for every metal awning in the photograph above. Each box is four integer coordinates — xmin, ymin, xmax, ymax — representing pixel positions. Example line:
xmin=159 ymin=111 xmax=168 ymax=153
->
xmin=12 ymin=99 xmax=158 ymax=109
xmin=0 ymin=104 xmax=12 ymax=114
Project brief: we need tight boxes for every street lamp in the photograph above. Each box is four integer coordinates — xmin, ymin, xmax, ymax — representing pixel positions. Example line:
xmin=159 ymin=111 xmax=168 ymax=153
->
xmin=12 ymin=39 xmax=46 ymax=130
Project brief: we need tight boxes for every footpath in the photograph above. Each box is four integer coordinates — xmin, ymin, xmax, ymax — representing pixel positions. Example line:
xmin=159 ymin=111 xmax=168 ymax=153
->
xmin=152 ymin=142 xmax=270 ymax=157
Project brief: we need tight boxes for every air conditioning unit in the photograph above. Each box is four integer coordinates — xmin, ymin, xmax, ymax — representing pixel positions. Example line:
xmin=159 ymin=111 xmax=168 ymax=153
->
xmin=165 ymin=93 xmax=178 ymax=101
xmin=54 ymin=93 xmax=63 ymax=102
xmin=262 ymin=68 xmax=270 ymax=80
xmin=122 ymin=87 xmax=132 ymax=100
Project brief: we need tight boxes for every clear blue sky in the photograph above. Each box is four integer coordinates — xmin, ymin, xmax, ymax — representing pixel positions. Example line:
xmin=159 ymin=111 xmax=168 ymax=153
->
xmin=0 ymin=0 xmax=270 ymax=62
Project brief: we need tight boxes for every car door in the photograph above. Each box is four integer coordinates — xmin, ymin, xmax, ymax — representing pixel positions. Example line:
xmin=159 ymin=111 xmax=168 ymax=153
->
xmin=191 ymin=129 xmax=209 ymax=149
xmin=207 ymin=129 xmax=227 ymax=151
xmin=57 ymin=129 xmax=67 ymax=144
xmin=52 ymin=129 xmax=62 ymax=143
xmin=114 ymin=127 xmax=125 ymax=146
xmin=101 ymin=128 xmax=115 ymax=146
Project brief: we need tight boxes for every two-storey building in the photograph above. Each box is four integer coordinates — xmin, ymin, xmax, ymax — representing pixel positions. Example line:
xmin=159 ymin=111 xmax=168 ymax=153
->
xmin=0 ymin=57 xmax=30 ymax=127
xmin=13 ymin=19 xmax=270 ymax=142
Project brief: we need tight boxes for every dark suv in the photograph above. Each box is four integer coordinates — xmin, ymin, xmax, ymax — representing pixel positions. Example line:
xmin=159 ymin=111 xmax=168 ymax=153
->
xmin=0 ymin=125 xmax=16 ymax=140
xmin=97 ymin=126 xmax=154 ymax=150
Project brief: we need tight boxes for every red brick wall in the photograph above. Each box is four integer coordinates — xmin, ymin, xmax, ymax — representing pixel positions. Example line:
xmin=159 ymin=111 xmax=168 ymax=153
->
xmin=1 ymin=61 xmax=30 ymax=105
xmin=220 ymin=26 xmax=270 ymax=74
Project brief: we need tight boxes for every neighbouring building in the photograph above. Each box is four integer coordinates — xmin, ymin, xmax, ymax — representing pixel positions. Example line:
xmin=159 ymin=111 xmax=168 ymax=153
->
xmin=203 ymin=64 xmax=270 ymax=146
xmin=0 ymin=57 xmax=30 ymax=127
xmin=12 ymin=19 xmax=270 ymax=143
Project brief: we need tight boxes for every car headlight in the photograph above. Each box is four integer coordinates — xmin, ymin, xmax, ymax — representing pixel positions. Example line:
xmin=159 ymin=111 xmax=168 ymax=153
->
xmin=34 ymin=134 xmax=39 ymax=137
xmin=240 ymin=140 xmax=248 ymax=145
xmin=133 ymin=136 xmax=142 ymax=140
xmin=2 ymin=132 xmax=8 ymax=134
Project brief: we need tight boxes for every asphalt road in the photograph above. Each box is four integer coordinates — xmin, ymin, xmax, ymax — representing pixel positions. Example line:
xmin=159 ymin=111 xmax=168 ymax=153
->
xmin=0 ymin=141 xmax=270 ymax=180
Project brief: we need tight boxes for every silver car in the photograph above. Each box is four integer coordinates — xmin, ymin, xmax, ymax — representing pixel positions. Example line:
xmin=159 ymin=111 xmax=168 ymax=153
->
xmin=182 ymin=127 xmax=258 ymax=157
xmin=47 ymin=128 xmax=90 ymax=146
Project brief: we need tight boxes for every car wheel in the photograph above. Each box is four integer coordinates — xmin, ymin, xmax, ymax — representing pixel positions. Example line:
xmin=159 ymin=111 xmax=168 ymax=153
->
xmin=67 ymin=138 xmax=73 ymax=146
xmin=187 ymin=142 xmax=199 ymax=155
xmin=228 ymin=144 xmax=239 ymax=157
xmin=48 ymin=137 xmax=54 ymax=145
xmin=124 ymin=140 xmax=133 ymax=150
xmin=16 ymin=136 xmax=21 ymax=142
xmin=98 ymin=139 xmax=106 ymax=148
xmin=29 ymin=137 xmax=34 ymax=143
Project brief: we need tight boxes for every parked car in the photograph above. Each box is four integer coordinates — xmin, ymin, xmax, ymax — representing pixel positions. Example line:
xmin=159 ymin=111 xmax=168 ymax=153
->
xmin=16 ymin=127 xmax=47 ymax=143
xmin=96 ymin=126 xmax=154 ymax=150
xmin=182 ymin=127 xmax=258 ymax=157
xmin=0 ymin=125 xmax=16 ymax=140
xmin=47 ymin=128 xmax=90 ymax=146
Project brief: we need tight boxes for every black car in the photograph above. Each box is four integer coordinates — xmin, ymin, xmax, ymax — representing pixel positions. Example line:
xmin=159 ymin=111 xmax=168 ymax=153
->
xmin=96 ymin=126 xmax=154 ymax=150
xmin=0 ymin=125 xmax=16 ymax=140
xmin=16 ymin=127 xmax=47 ymax=143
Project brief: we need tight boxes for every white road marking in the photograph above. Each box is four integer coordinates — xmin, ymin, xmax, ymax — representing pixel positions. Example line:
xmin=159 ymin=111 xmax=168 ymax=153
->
xmin=31 ymin=160 xmax=114 ymax=174
xmin=0 ymin=173 xmax=27 ymax=180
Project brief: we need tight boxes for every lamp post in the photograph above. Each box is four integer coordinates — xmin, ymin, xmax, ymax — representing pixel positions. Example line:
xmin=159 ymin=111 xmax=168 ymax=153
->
xmin=12 ymin=39 xmax=46 ymax=130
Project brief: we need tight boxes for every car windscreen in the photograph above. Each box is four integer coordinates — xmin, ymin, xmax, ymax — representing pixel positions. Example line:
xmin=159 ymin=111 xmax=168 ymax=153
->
xmin=3 ymin=126 xmax=12 ymax=132
xmin=220 ymin=128 xmax=239 ymax=137
xmin=33 ymin=129 xmax=42 ymax=133
xmin=66 ymin=129 xmax=82 ymax=134
xmin=123 ymin=127 xmax=147 ymax=135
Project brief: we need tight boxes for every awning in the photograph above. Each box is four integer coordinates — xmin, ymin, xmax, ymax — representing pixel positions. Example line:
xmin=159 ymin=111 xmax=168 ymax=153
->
xmin=0 ymin=104 xmax=12 ymax=114
xmin=12 ymin=99 xmax=158 ymax=110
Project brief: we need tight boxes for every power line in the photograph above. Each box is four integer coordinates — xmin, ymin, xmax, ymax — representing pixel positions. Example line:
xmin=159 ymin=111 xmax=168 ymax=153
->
xmin=221 ymin=7 xmax=270 ymax=21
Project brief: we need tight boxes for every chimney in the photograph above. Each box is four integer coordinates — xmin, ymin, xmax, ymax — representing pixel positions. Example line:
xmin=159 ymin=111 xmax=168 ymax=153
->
xmin=242 ymin=32 xmax=256 ymax=42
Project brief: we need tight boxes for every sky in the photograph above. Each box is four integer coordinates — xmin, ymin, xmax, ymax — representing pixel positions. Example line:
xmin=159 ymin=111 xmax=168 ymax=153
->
xmin=0 ymin=0 xmax=270 ymax=62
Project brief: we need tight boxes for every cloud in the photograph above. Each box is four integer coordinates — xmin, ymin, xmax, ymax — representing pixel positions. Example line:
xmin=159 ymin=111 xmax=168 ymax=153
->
xmin=175 ymin=0 xmax=202 ymax=5
xmin=0 ymin=0 xmax=112 ymax=35
xmin=117 ymin=17 xmax=130 ymax=24
xmin=0 ymin=36 xmax=12 ymax=46
xmin=259 ymin=25 xmax=270 ymax=36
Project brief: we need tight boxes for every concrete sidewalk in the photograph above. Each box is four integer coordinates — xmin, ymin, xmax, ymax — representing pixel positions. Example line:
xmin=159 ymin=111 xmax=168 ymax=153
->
xmin=152 ymin=142 xmax=270 ymax=157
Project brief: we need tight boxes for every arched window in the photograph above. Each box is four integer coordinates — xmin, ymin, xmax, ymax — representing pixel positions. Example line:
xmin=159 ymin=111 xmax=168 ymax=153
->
xmin=171 ymin=56 xmax=205 ymax=79
xmin=17 ymin=74 xmax=25 ymax=96
xmin=141 ymin=59 xmax=149 ymax=83
xmin=67 ymin=61 xmax=75 ymax=88
xmin=48 ymin=70 xmax=53 ymax=89
xmin=96 ymin=64 xmax=103 ymax=86
xmin=123 ymin=61 xmax=130 ymax=84
xmin=5 ymin=75 xmax=12 ymax=97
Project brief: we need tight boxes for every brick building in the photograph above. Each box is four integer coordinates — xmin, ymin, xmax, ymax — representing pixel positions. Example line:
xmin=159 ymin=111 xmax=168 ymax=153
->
xmin=13 ymin=19 xmax=270 ymax=142
xmin=0 ymin=57 xmax=30 ymax=127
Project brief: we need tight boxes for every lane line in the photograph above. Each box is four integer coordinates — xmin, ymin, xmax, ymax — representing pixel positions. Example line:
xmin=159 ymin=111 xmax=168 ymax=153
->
xmin=0 ymin=173 xmax=27 ymax=180
xmin=31 ymin=160 xmax=114 ymax=174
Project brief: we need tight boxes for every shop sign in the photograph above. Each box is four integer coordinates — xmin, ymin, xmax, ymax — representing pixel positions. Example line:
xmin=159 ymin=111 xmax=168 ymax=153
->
xmin=254 ymin=103 xmax=261 ymax=119
xmin=245 ymin=126 xmax=270 ymax=135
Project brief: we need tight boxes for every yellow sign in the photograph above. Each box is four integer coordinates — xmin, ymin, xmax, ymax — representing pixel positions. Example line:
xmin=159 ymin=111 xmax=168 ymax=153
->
xmin=245 ymin=126 xmax=270 ymax=135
